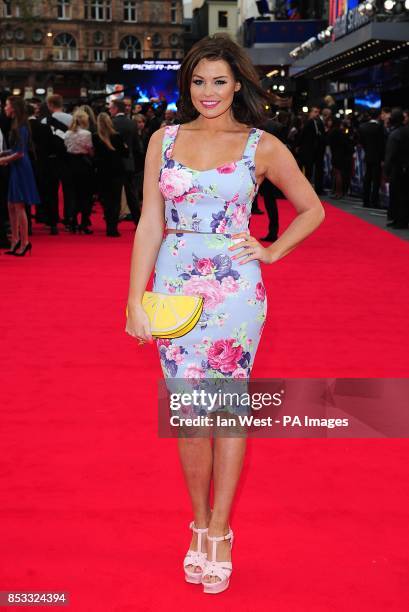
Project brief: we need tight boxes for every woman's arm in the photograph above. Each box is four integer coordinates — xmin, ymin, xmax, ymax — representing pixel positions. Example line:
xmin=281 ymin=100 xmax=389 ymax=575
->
xmin=0 ymin=151 xmax=23 ymax=165
xmin=0 ymin=127 xmax=25 ymax=165
xmin=84 ymin=130 xmax=94 ymax=156
xmin=257 ymin=132 xmax=325 ymax=262
xmin=125 ymin=127 xmax=166 ymax=342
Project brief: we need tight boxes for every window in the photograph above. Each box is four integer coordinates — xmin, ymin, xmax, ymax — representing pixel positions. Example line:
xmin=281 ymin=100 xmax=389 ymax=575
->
xmin=169 ymin=33 xmax=179 ymax=48
xmin=94 ymin=30 xmax=104 ymax=44
xmin=16 ymin=47 xmax=25 ymax=60
xmin=119 ymin=35 xmax=141 ymax=59
xmin=170 ymin=1 xmax=177 ymax=24
xmin=15 ymin=28 xmax=25 ymax=41
xmin=32 ymin=48 xmax=43 ymax=61
xmin=151 ymin=33 xmax=162 ymax=48
xmin=93 ymin=49 xmax=105 ymax=62
xmin=4 ymin=0 xmax=12 ymax=17
xmin=53 ymin=32 xmax=78 ymax=61
xmin=58 ymin=0 xmax=71 ymax=19
xmin=32 ymin=29 xmax=44 ymax=43
xmin=218 ymin=10 xmax=228 ymax=28
xmin=124 ymin=0 xmax=137 ymax=22
xmin=84 ymin=0 xmax=111 ymax=21
xmin=1 ymin=47 xmax=13 ymax=60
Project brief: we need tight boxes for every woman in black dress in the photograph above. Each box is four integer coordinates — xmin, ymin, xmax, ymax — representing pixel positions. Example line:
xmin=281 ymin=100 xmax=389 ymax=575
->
xmin=92 ymin=113 xmax=128 ymax=237
xmin=327 ymin=117 xmax=351 ymax=198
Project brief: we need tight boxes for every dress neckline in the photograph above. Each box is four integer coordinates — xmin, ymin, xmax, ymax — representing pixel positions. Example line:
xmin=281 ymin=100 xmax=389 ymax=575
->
xmin=167 ymin=123 xmax=255 ymax=173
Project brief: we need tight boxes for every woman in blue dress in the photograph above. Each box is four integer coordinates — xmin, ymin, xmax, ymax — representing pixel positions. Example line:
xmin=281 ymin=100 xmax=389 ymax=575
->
xmin=0 ymin=96 xmax=40 ymax=256
xmin=125 ymin=35 xmax=325 ymax=594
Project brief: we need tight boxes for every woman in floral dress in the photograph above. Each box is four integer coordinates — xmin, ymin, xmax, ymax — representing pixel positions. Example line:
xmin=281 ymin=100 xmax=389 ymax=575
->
xmin=125 ymin=35 xmax=325 ymax=594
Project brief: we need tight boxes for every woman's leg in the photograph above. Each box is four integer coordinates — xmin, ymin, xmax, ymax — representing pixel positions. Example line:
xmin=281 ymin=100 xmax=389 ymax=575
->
xmin=7 ymin=203 xmax=19 ymax=247
xmin=178 ymin=437 xmax=213 ymax=572
xmin=204 ymin=436 xmax=247 ymax=583
xmin=14 ymin=203 xmax=29 ymax=252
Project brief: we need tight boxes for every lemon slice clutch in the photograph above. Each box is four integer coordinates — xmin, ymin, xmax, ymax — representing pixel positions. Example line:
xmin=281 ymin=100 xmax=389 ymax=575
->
xmin=126 ymin=291 xmax=204 ymax=339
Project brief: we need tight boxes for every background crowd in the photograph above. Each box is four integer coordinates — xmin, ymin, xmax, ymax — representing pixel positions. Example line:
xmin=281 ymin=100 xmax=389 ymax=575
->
xmin=1 ymin=91 xmax=409 ymax=256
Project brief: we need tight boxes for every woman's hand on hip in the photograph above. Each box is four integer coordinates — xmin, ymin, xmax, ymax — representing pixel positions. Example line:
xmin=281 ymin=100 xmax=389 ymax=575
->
xmin=125 ymin=303 xmax=153 ymax=345
xmin=228 ymin=232 xmax=276 ymax=265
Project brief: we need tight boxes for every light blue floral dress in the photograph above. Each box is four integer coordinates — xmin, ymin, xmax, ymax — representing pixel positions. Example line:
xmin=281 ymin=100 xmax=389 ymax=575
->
xmin=153 ymin=123 xmax=267 ymax=400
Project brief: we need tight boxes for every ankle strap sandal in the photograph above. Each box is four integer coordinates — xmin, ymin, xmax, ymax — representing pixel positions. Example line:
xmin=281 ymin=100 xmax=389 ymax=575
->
xmin=202 ymin=528 xmax=234 ymax=594
xmin=183 ymin=521 xmax=209 ymax=584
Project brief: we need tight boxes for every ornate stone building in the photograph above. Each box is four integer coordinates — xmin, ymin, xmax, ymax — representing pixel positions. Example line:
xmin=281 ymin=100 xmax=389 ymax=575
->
xmin=0 ymin=0 xmax=184 ymax=98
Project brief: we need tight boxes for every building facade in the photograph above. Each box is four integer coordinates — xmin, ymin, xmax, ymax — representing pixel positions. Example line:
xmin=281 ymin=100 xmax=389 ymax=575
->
xmin=0 ymin=0 xmax=184 ymax=98
xmin=190 ymin=0 xmax=238 ymax=42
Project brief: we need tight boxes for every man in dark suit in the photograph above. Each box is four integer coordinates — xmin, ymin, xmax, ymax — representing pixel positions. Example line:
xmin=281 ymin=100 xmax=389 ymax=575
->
xmin=384 ymin=109 xmax=409 ymax=229
xmin=255 ymin=112 xmax=289 ymax=242
xmin=26 ymin=103 xmax=58 ymax=232
xmin=298 ymin=106 xmax=326 ymax=194
xmin=358 ymin=109 xmax=385 ymax=208
xmin=109 ymin=98 xmax=140 ymax=226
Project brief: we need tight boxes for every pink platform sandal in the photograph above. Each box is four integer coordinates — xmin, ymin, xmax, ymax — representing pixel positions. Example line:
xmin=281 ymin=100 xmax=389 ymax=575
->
xmin=183 ymin=521 xmax=208 ymax=584
xmin=201 ymin=527 xmax=234 ymax=594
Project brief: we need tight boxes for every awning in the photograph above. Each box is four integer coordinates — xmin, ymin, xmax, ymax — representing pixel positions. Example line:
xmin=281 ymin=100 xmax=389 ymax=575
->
xmin=289 ymin=21 xmax=409 ymax=80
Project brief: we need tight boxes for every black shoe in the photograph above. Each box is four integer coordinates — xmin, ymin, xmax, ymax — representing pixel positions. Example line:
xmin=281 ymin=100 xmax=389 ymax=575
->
xmin=50 ymin=225 xmax=59 ymax=235
xmin=4 ymin=239 xmax=21 ymax=254
xmin=13 ymin=242 xmax=32 ymax=257
xmin=260 ymin=234 xmax=277 ymax=242
xmin=388 ymin=222 xmax=408 ymax=229
xmin=252 ymin=208 xmax=264 ymax=215
xmin=107 ymin=230 xmax=121 ymax=237
xmin=78 ymin=226 xmax=93 ymax=235
xmin=68 ymin=223 xmax=79 ymax=234
xmin=386 ymin=220 xmax=396 ymax=227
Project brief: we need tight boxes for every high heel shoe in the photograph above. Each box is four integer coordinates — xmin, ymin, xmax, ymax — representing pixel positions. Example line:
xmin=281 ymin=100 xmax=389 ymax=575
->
xmin=201 ymin=527 xmax=234 ymax=594
xmin=183 ymin=521 xmax=208 ymax=584
xmin=13 ymin=242 xmax=32 ymax=257
xmin=4 ymin=239 xmax=21 ymax=254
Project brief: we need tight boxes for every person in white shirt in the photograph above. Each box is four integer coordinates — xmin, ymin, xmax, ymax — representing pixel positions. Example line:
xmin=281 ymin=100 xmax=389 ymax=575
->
xmin=63 ymin=110 xmax=94 ymax=234
xmin=43 ymin=93 xmax=72 ymax=128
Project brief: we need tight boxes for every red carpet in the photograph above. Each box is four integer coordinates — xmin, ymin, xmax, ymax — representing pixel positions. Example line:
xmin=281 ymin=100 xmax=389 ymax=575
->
xmin=0 ymin=200 xmax=408 ymax=611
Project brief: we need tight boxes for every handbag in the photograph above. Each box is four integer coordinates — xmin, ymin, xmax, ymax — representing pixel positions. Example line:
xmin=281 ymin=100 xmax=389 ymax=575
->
xmin=126 ymin=291 xmax=204 ymax=339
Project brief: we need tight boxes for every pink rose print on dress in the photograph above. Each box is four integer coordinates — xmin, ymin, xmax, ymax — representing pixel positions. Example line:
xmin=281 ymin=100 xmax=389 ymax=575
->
xmin=160 ymin=167 xmax=193 ymax=200
xmin=231 ymin=204 xmax=247 ymax=228
xmin=183 ymin=276 xmax=225 ymax=310
xmin=217 ymin=162 xmax=237 ymax=174
xmin=207 ymin=339 xmax=243 ymax=374
xmin=165 ymin=126 xmax=179 ymax=158
xmin=184 ymin=363 xmax=206 ymax=381
xmin=255 ymin=282 xmax=266 ymax=301
xmin=157 ymin=340 xmax=187 ymax=377
xmin=220 ymin=276 xmax=240 ymax=295
xmin=195 ymin=258 xmax=214 ymax=275
xmin=165 ymin=345 xmax=185 ymax=365
xmin=232 ymin=367 xmax=248 ymax=379
xmin=173 ymin=186 xmax=202 ymax=204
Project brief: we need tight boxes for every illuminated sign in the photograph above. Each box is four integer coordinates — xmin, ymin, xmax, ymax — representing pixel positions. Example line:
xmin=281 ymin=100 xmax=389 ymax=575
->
xmin=333 ymin=5 xmax=370 ymax=40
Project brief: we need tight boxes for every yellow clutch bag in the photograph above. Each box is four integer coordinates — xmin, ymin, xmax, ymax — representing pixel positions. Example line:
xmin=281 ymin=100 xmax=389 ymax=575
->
xmin=126 ymin=291 xmax=204 ymax=339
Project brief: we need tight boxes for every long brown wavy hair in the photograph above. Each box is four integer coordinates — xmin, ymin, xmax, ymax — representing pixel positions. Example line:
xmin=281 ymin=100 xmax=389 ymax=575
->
xmin=7 ymin=96 xmax=31 ymax=148
xmin=177 ymin=34 xmax=273 ymax=128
